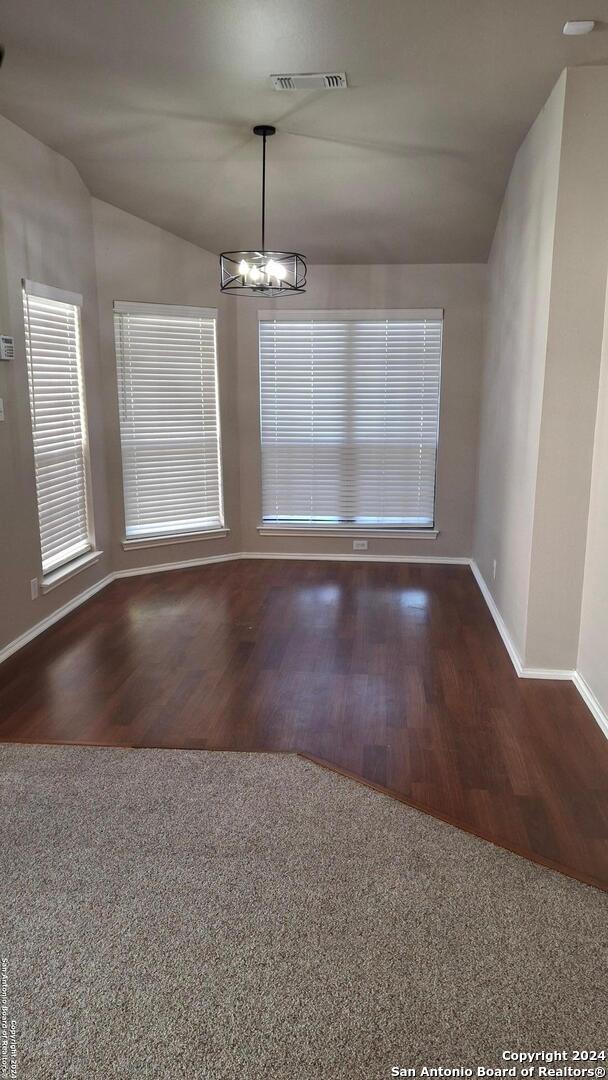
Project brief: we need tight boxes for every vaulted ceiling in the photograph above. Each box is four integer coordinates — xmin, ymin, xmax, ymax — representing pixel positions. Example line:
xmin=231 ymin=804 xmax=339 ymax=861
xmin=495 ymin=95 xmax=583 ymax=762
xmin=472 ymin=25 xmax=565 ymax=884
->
xmin=1 ymin=0 xmax=608 ymax=263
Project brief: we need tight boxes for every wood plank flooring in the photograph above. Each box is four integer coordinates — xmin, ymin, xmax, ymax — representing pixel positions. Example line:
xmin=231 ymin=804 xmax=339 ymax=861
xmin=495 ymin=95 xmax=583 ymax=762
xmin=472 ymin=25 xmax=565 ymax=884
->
xmin=1 ymin=559 xmax=607 ymax=888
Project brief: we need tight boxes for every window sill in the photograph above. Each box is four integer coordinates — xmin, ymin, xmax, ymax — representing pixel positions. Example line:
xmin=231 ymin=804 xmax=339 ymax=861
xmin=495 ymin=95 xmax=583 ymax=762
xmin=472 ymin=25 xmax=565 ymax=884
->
xmin=41 ymin=550 xmax=103 ymax=594
xmin=122 ymin=528 xmax=230 ymax=551
xmin=257 ymin=526 xmax=439 ymax=540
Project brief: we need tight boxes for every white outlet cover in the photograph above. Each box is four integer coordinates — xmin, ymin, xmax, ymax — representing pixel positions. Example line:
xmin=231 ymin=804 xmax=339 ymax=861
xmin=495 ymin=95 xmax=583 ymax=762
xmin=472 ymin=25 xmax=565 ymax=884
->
xmin=563 ymin=20 xmax=595 ymax=35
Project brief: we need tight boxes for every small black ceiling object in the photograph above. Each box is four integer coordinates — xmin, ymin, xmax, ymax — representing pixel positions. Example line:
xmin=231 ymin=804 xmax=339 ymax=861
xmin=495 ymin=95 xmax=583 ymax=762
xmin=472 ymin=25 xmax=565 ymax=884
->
xmin=219 ymin=124 xmax=307 ymax=297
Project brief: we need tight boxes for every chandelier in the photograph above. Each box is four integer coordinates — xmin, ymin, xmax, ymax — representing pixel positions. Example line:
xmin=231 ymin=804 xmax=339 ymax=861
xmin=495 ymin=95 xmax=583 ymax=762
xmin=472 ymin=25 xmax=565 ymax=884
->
xmin=219 ymin=125 xmax=307 ymax=296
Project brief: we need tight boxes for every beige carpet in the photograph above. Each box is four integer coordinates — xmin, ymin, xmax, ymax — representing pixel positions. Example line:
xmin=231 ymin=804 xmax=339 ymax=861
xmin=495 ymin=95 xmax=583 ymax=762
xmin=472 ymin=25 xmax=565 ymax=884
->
xmin=1 ymin=744 xmax=606 ymax=1080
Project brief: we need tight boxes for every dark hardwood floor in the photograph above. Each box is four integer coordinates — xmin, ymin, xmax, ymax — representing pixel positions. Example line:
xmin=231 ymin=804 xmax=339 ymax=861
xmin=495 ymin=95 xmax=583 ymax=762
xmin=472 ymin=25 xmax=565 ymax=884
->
xmin=1 ymin=559 xmax=607 ymax=888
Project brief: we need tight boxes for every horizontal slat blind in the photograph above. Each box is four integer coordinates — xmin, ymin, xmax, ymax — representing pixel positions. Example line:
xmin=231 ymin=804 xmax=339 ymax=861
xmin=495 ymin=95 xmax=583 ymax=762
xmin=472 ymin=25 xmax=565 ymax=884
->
xmin=114 ymin=305 xmax=224 ymax=539
xmin=259 ymin=315 xmax=442 ymax=528
xmin=23 ymin=286 xmax=92 ymax=575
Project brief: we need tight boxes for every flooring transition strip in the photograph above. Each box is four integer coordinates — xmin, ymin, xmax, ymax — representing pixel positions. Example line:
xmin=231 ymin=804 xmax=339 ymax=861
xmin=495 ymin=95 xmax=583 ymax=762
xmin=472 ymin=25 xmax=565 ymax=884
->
xmin=297 ymin=752 xmax=608 ymax=895
xmin=4 ymin=736 xmax=605 ymax=894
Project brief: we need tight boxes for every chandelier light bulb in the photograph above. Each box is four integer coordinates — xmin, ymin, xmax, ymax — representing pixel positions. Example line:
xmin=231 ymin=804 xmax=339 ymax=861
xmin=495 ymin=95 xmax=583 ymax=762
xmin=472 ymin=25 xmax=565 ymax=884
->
xmin=248 ymin=264 xmax=262 ymax=283
xmin=238 ymin=259 xmax=250 ymax=276
xmin=263 ymin=259 xmax=286 ymax=282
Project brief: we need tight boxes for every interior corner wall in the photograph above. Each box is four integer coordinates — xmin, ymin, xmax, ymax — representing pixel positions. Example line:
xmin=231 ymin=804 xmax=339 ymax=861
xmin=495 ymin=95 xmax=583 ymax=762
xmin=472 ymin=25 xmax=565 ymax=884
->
xmin=577 ymin=274 xmax=608 ymax=716
xmin=91 ymin=199 xmax=241 ymax=571
xmin=472 ymin=73 xmax=566 ymax=663
xmin=0 ymin=114 xmax=112 ymax=651
xmin=236 ymin=263 xmax=486 ymax=559
xmin=524 ymin=66 xmax=608 ymax=670
xmin=474 ymin=66 xmax=608 ymax=673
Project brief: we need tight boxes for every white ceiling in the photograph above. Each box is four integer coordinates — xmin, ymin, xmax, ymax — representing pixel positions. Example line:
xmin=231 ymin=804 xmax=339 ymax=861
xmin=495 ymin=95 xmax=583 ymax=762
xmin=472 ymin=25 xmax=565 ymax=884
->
xmin=1 ymin=0 xmax=608 ymax=263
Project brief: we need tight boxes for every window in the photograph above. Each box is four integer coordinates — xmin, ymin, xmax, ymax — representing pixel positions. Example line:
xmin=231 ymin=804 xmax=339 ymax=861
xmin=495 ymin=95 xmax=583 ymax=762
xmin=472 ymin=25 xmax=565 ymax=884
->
xmin=114 ymin=302 xmax=224 ymax=541
xmin=259 ymin=310 xmax=443 ymax=530
xmin=23 ymin=280 xmax=94 ymax=576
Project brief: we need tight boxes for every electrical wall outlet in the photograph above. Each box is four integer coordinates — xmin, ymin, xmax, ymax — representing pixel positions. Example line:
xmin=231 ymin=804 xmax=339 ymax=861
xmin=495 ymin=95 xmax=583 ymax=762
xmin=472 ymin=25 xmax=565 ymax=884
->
xmin=30 ymin=578 xmax=39 ymax=600
xmin=492 ymin=559 xmax=497 ymax=580
xmin=353 ymin=539 xmax=368 ymax=551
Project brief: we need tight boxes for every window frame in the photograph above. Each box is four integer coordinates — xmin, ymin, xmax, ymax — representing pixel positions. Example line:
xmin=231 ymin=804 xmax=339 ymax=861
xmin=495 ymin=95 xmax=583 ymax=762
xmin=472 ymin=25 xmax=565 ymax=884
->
xmin=113 ymin=301 xmax=226 ymax=547
xmin=257 ymin=308 xmax=443 ymax=537
xmin=22 ymin=279 xmax=97 ymax=585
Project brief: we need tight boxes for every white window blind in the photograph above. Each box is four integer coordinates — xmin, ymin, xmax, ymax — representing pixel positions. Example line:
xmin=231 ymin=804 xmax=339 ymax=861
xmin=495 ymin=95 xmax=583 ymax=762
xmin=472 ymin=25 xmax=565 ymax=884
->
xmin=23 ymin=281 xmax=93 ymax=576
xmin=114 ymin=302 xmax=224 ymax=540
xmin=259 ymin=310 xmax=442 ymax=528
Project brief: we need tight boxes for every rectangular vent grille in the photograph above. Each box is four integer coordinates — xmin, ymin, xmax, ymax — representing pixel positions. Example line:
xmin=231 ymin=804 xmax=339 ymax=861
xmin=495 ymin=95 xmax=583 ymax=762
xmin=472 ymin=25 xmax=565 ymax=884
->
xmin=270 ymin=72 xmax=347 ymax=91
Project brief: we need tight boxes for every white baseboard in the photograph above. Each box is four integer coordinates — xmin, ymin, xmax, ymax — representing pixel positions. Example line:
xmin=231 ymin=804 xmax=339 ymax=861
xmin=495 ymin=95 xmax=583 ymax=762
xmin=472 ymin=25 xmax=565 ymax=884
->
xmin=469 ymin=559 xmax=575 ymax=680
xmin=0 ymin=574 xmax=114 ymax=666
xmin=572 ymin=672 xmax=608 ymax=740
xmin=112 ymin=551 xmax=468 ymax=576
xmin=469 ymin=559 xmax=606 ymax=739
xmin=241 ymin=551 xmax=470 ymax=564
xmin=519 ymin=666 xmax=575 ymax=680
xmin=469 ymin=559 xmax=526 ymax=675
xmin=113 ymin=552 xmax=241 ymax=578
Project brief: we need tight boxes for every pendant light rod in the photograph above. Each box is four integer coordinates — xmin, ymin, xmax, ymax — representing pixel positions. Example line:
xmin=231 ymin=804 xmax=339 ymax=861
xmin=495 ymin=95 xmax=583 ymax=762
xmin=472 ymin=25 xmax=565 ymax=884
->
xmin=261 ymin=132 xmax=266 ymax=250
xmin=253 ymin=125 xmax=275 ymax=252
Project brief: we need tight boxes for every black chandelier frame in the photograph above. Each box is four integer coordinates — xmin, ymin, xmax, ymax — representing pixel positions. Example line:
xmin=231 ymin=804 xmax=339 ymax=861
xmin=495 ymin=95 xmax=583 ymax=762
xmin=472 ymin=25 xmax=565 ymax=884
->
xmin=219 ymin=250 xmax=307 ymax=296
xmin=219 ymin=125 xmax=307 ymax=297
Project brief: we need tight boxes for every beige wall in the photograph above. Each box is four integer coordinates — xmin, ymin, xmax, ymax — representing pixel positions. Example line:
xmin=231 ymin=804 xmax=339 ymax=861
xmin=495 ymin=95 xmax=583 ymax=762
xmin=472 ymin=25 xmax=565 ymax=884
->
xmin=0 ymin=115 xmax=111 ymax=650
xmin=91 ymin=199 xmax=241 ymax=572
xmin=236 ymin=264 xmax=486 ymax=558
xmin=473 ymin=74 xmax=565 ymax=661
xmin=474 ymin=67 xmax=608 ymax=671
xmin=525 ymin=67 xmax=608 ymax=669
xmin=577 ymin=279 xmax=608 ymax=715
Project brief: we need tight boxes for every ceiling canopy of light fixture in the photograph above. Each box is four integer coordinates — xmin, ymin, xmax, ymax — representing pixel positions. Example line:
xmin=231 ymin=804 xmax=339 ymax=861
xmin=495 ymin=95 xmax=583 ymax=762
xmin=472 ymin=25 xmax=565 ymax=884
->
xmin=219 ymin=125 xmax=307 ymax=297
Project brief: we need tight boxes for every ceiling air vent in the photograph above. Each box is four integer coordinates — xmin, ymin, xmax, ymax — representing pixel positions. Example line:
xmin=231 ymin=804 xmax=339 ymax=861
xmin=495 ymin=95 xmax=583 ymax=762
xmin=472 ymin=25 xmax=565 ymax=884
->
xmin=270 ymin=72 xmax=348 ymax=91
